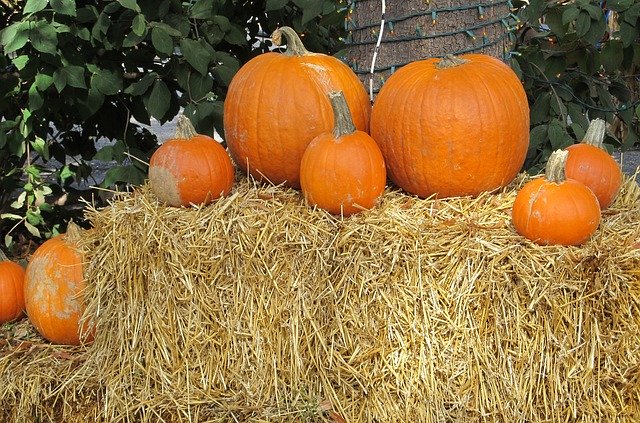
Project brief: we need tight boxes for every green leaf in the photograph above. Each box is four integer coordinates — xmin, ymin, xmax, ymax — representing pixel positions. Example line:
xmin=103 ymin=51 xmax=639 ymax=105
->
xmin=117 ymin=0 xmax=141 ymax=12
xmin=31 ymin=136 xmax=49 ymax=160
xmin=30 ymin=21 xmax=58 ymax=54
xmin=94 ymin=140 xmax=126 ymax=162
xmin=544 ymin=9 xmax=565 ymax=39
xmin=212 ymin=64 xmax=236 ymax=86
xmin=575 ymin=11 xmax=591 ymax=37
xmin=77 ymin=88 xmax=105 ymax=118
xmin=124 ymin=72 xmax=157 ymax=95
xmin=600 ymin=39 xmax=624 ymax=72
xmin=186 ymin=71 xmax=213 ymax=101
xmin=528 ymin=124 xmax=548 ymax=150
xmin=224 ymin=25 xmax=247 ymax=46
xmin=1 ymin=22 xmax=29 ymax=53
xmin=132 ymin=14 xmax=146 ymax=36
xmin=619 ymin=22 xmax=637 ymax=47
xmin=50 ymin=0 xmax=77 ymax=16
xmin=53 ymin=65 xmax=86 ymax=90
xmin=266 ymin=0 xmax=288 ymax=11
xmin=91 ymin=69 xmax=123 ymax=95
xmin=548 ymin=119 xmax=572 ymax=149
xmin=102 ymin=165 xmax=146 ymax=187
xmin=29 ymin=83 xmax=44 ymax=111
xmin=23 ymin=0 xmax=48 ymax=14
xmin=12 ymin=55 xmax=30 ymax=70
xmin=190 ymin=0 xmax=214 ymax=19
xmin=24 ymin=221 xmax=41 ymax=238
xmin=530 ymin=92 xmax=551 ymax=125
xmin=146 ymin=79 xmax=171 ymax=120
xmin=180 ymin=38 xmax=210 ymax=75
xmin=151 ymin=26 xmax=174 ymax=55
xmin=607 ymin=0 xmax=633 ymax=12
xmin=562 ymin=6 xmax=580 ymax=24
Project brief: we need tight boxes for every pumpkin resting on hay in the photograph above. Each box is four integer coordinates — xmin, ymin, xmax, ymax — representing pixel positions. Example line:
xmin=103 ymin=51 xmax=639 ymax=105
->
xmin=1 ymin=172 xmax=640 ymax=422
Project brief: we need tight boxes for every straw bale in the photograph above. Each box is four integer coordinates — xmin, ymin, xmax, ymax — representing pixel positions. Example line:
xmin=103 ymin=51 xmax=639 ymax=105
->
xmin=1 ymin=172 xmax=640 ymax=422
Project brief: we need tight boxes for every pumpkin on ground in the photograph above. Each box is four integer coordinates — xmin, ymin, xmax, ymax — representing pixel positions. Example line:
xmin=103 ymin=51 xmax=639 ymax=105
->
xmin=370 ymin=54 xmax=530 ymax=198
xmin=0 ymin=250 xmax=26 ymax=324
xmin=512 ymin=150 xmax=601 ymax=246
xmin=224 ymin=26 xmax=370 ymax=189
xmin=149 ymin=115 xmax=235 ymax=207
xmin=565 ymin=118 xmax=622 ymax=209
xmin=24 ymin=223 xmax=94 ymax=345
xmin=300 ymin=91 xmax=386 ymax=216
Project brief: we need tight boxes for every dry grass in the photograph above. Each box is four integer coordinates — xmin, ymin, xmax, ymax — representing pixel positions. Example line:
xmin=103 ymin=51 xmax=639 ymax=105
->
xmin=2 ymin=172 xmax=639 ymax=422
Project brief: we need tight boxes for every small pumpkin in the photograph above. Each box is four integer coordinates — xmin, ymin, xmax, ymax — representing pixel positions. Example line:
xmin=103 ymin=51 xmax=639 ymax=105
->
xmin=300 ymin=91 xmax=386 ymax=216
xmin=149 ymin=115 xmax=235 ymax=207
xmin=24 ymin=223 xmax=94 ymax=345
xmin=512 ymin=150 xmax=601 ymax=246
xmin=224 ymin=26 xmax=370 ymax=189
xmin=565 ymin=118 xmax=622 ymax=209
xmin=0 ymin=250 xmax=26 ymax=324
xmin=370 ymin=54 xmax=530 ymax=198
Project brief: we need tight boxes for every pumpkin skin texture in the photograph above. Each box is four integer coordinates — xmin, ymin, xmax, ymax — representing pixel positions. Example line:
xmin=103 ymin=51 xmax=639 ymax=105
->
xmin=149 ymin=115 xmax=235 ymax=207
xmin=301 ymin=91 xmax=386 ymax=216
xmin=0 ymin=256 xmax=26 ymax=324
xmin=370 ymin=54 xmax=529 ymax=198
xmin=565 ymin=118 xmax=622 ymax=209
xmin=224 ymin=26 xmax=370 ymax=189
xmin=24 ymin=224 xmax=94 ymax=345
xmin=512 ymin=150 xmax=601 ymax=246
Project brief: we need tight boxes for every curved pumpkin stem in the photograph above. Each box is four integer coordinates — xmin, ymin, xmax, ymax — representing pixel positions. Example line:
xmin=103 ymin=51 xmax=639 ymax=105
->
xmin=436 ymin=54 xmax=469 ymax=70
xmin=545 ymin=149 xmax=569 ymax=184
xmin=65 ymin=221 xmax=83 ymax=244
xmin=271 ymin=26 xmax=310 ymax=57
xmin=175 ymin=115 xmax=197 ymax=140
xmin=328 ymin=91 xmax=356 ymax=138
xmin=582 ymin=118 xmax=606 ymax=148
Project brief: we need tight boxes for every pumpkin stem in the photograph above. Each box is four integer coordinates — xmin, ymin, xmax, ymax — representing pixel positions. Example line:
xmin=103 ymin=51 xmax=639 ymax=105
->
xmin=271 ymin=26 xmax=310 ymax=57
xmin=328 ymin=91 xmax=356 ymax=138
xmin=582 ymin=118 xmax=606 ymax=148
xmin=545 ymin=149 xmax=569 ymax=183
xmin=175 ymin=115 xmax=197 ymax=140
xmin=436 ymin=54 xmax=469 ymax=69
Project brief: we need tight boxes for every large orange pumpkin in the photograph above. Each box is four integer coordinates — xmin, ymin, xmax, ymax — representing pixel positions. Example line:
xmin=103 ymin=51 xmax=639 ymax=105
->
xmin=512 ymin=150 xmax=601 ymax=246
xmin=224 ymin=26 xmax=370 ymax=189
xmin=300 ymin=91 xmax=386 ymax=216
xmin=370 ymin=54 xmax=530 ymax=198
xmin=24 ymin=223 xmax=94 ymax=345
xmin=565 ymin=118 xmax=622 ymax=209
xmin=0 ymin=250 xmax=26 ymax=324
xmin=149 ymin=115 xmax=235 ymax=207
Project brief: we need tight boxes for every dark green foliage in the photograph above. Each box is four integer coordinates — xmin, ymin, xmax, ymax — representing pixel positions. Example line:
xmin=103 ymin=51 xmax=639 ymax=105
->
xmin=0 ymin=0 xmax=345 ymax=247
xmin=512 ymin=0 xmax=640 ymax=173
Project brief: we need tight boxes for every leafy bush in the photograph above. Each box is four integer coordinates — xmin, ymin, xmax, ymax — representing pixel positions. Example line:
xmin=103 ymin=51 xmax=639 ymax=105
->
xmin=0 ymin=0 xmax=345 ymax=248
xmin=512 ymin=0 xmax=640 ymax=173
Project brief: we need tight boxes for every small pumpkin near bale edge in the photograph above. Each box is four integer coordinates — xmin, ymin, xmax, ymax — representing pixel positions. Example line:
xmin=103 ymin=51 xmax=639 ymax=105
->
xmin=300 ymin=90 xmax=386 ymax=216
xmin=565 ymin=118 xmax=622 ymax=209
xmin=24 ymin=222 xmax=95 ymax=345
xmin=0 ymin=249 xmax=26 ymax=324
xmin=149 ymin=115 xmax=235 ymax=207
xmin=512 ymin=149 xmax=601 ymax=246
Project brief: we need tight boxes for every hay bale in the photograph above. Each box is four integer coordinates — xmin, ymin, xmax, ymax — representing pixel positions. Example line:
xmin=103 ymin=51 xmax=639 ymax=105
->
xmin=2 ymin=173 xmax=640 ymax=422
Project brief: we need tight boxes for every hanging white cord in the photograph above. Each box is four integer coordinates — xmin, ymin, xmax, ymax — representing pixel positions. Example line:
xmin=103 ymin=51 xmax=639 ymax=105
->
xmin=368 ymin=0 xmax=386 ymax=102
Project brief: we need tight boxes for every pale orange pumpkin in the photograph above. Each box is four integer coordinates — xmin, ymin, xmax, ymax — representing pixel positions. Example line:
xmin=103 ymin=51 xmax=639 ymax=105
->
xmin=300 ymin=91 xmax=386 ymax=216
xmin=224 ymin=26 xmax=370 ymax=189
xmin=149 ymin=115 xmax=235 ymax=207
xmin=565 ymin=118 xmax=622 ymax=209
xmin=24 ymin=223 xmax=94 ymax=345
xmin=370 ymin=54 xmax=530 ymax=198
xmin=0 ymin=250 xmax=26 ymax=324
xmin=512 ymin=150 xmax=601 ymax=246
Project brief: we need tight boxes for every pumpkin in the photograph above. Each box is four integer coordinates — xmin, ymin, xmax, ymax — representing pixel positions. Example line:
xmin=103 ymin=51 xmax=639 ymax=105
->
xmin=370 ymin=54 xmax=530 ymax=198
xmin=24 ymin=223 xmax=94 ymax=345
xmin=149 ymin=115 xmax=235 ymax=207
xmin=300 ymin=91 xmax=386 ymax=216
xmin=224 ymin=26 xmax=370 ymax=189
xmin=0 ymin=250 xmax=26 ymax=324
xmin=512 ymin=150 xmax=601 ymax=246
xmin=565 ymin=118 xmax=622 ymax=209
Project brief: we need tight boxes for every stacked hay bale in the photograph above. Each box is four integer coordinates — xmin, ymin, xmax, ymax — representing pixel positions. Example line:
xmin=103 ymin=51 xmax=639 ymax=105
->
xmin=1 ymin=173 xmax=640 ymax=422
